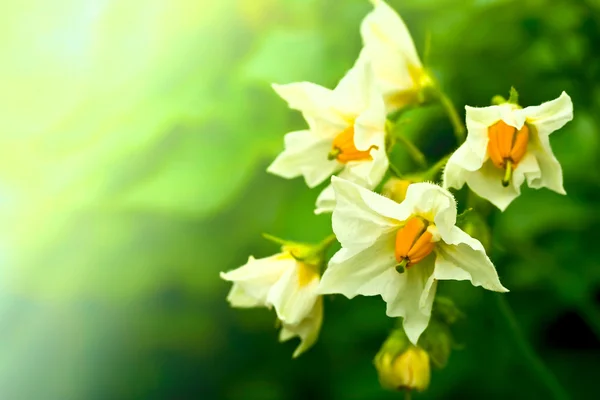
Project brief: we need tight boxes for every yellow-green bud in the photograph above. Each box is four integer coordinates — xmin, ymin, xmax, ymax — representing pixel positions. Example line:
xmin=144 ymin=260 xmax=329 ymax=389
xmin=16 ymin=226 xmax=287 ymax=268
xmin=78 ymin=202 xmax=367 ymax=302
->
xmin=375 ymin=345 xmax=431 ymax=392
xmin=374 ymin=329 xmax=431 ymax=392
xmin=382 ymin=178 xmax=413 ymax=204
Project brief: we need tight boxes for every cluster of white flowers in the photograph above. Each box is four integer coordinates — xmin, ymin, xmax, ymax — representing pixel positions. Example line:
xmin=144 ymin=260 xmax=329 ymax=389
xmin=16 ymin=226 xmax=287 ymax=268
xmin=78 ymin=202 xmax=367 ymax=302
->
xmin=221 ymin=0 xmax=573 ymax=362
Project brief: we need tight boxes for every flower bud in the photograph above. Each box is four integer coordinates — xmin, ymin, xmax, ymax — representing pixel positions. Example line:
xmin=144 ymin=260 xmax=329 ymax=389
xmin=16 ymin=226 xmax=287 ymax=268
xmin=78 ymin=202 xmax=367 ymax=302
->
xmin=374 ymin=330 xmax=431 ymax=392
xmin=382 ymin=177 xmax=412 ymax=203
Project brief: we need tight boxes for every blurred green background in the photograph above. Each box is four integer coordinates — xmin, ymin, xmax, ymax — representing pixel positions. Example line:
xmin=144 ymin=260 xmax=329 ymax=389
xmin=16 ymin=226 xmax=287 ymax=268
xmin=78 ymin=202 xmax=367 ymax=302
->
xmin=0 ymin=0 xmax=599 ymax=398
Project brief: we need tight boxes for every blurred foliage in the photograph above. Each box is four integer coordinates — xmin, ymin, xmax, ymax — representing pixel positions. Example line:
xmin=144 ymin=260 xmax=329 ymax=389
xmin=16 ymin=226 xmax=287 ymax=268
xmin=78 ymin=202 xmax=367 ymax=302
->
xmin=0 ymin=0 xmax=599 ymax=399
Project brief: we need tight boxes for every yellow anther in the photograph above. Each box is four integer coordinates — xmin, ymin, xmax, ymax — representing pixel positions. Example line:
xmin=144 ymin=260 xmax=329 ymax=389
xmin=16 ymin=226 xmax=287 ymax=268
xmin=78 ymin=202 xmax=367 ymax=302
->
xmin=394 ymin=217 xmax=436 ymax=269
xmin=487 ymin=120 xmax=530 ymax=186
xmin=330 ymin=126 xmax=377 ymax=163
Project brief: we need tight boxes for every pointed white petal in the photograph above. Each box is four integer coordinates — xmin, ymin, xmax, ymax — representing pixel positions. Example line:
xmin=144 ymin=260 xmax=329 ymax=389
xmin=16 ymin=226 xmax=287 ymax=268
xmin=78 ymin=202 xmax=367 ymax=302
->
xmin=529 ymin=135 xmax=566 ymax=194
xmin=443 ymin=144 xmax=472 ymax=190
xmin=360 ymin=0 xmax=421 ymax=70
xmin=225 ymin=283 xmax=264 ymax=308
xmin=319 ymin=231 xmax=397 ymax=297
xmin=279 ymin=297 xmax=324 ymax=358
xmin=220 ymin=254 xmax=293 ymax=306
xmin=314 ymin=183 xmax=336 ymax=215
xmin=521 ymin=92 xmax=573 ymax=195
xmin=267 ymin=263 xmax=320 ymax=325
xmin=267 ymin=130 xmax=341 ymax=188
xmin=402 ymin=183 xmax=457 ymax=238
xmin=383 ymin=256 xmax=437 ymax=344
xmin=349 ymin=61 xmax=387 ymax=152
xmin=522 ymin=92 xmax=573 ymax=137
xmin=332 ymin=48 xmax=372 ymax=115
xmin=272 ymin=82 xmax=347 ymax=126
xmin=436 ymin=226 xmax=508 ymax=292
xmin=331 ymin=176 xmax=410 ymax=249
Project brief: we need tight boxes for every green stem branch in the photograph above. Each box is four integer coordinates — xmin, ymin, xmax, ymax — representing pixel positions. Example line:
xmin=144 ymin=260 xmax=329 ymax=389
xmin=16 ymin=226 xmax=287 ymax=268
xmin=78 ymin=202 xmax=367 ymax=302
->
xmin=438 ymin=92 xmax=465 ymax=143
xmin=422 ymin=153 xmax=451 ymax=181
xmin=395 ymin=134 xmax=427 ymax=168
xmin=576 ymin=300 xmax=600 ymax=341
xmin=386 ymin=120 xmax=427 ymax=168
xmin=496 ymin=295 xmax=570 ymax=400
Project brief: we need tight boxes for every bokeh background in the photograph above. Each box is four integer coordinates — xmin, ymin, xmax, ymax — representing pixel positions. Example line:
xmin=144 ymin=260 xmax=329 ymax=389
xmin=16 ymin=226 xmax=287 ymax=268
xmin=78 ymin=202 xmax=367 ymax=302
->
xmin=1 ymin=0 xmax=599 ymax=398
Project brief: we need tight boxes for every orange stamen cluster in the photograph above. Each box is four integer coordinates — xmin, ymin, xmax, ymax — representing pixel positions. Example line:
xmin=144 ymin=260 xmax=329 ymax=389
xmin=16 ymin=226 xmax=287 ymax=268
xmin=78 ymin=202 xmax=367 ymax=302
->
xmin=487 ymin=120 xmax=529 ymax=186
xmin=394 ymin=217 xmax=435 ymax=272
xmin=329 ymin=127 xmax=377 ymax=163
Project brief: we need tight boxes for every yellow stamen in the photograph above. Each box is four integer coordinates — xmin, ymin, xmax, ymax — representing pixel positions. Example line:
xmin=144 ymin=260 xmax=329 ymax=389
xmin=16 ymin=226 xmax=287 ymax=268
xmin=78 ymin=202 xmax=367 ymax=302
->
xmin=487 ymin=120 xmax=530 ymax=186
xmin=394 ymin=217 xmax=436 ymax=269
xmin=502 ymin=160 xmax=513 ymax=187
xmin=330 ymin=126 xmax=377 ymax=164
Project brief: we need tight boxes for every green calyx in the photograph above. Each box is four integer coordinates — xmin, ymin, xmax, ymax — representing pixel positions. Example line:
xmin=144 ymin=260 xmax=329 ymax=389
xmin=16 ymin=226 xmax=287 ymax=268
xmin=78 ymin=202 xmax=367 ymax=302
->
xmin=262 ymin=233 xmax=337 ymax=269
xmin=491 ymin=86 xmax=521 ymax=108
xmin=417 ymin=297 xmax=463 ymax=369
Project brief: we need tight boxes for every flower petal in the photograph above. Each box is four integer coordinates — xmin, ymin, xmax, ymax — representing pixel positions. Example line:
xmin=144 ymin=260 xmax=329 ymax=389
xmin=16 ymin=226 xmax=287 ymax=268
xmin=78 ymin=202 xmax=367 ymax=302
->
xmin=462 ymin=152 xmax=539 ymax=211
xmin=267 ymin=263 xmax=320 ymax=325
xmin=279 ymin=297 xmax=324 ymax=358
xmin=521 ymin=92 xmax=573 ymax=195
xmin=344 ymin=145 xmax=389 ymax=188
xmin=383 ymin=255 xmax=437 ymax=344
xmin=522 ymin=92 xmax=573 ymax=137
xmin=360 ymin=0 xmax=422 ymax=71
xmin=402 ymin=183 xmax=457 ymax=239
xmin=349 ymin=62 xmax=387 ymax=152
xmin=272 ymin=82 xmax=347 ymax=129
xmin=220 ymin=254 xmax=293 ymax=306
xmin=267 ymin=130 xmax=341 ymax=188
xmin=331 ymin=176 xmax=411 ymax=249
xmin=319 ymin=231 xmax=397 ymax=297
xmin=225 ymin=283 xmax=264 ymax=308
xmin=314 ymin=183 xmax=336 ymax=215
xmin=529 ymin=135 xmax=566 ymax=194
xmin=332 ymin=48 xmax=372 ymax=116
xmin=436 ymin=226 xmax=508 ymax=292
xmin=443 ymin=144 xmax=475 ymax=190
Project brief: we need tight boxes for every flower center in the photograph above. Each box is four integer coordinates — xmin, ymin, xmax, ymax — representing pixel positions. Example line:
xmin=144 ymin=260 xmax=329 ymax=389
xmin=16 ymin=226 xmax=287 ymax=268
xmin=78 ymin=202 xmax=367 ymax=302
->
xmin=394 ymin=217 xmax=439 ymax=273
xmin=487 ymin=120 xmax=529 ymax=187
xmin=328 ymin=126 xmax=377 ymax=163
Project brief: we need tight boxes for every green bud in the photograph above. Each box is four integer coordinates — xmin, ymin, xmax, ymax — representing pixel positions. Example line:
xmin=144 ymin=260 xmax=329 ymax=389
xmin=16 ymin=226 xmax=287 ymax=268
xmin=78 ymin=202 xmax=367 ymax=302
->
xmin=382 ymin=177 xmax=413 ymax=203
xmin=418 ymin=318 xmax=453 ymax=369
xmin=374 ymin=329 xmax=430 ymax=392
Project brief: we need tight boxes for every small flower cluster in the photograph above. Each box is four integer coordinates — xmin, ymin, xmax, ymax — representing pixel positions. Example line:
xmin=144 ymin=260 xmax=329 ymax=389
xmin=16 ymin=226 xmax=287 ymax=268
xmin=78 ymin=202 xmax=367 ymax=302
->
xmin=221 ymin=0 xmax=573 ymax=392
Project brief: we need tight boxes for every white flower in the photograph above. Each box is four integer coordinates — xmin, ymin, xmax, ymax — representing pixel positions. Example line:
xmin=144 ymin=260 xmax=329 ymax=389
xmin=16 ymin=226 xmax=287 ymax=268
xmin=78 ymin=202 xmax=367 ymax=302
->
xmin=267 ymin=51 xmax=388 ymax=214
xmin=220 ymin=252 xmax=322 ymax=357
xmin=319 ymin=177 xmax=507 ymax=344
xmin=443 ymin=92 xmax=573 ymax=211
xmin=360 ymin=0 xmax=429 ymax=112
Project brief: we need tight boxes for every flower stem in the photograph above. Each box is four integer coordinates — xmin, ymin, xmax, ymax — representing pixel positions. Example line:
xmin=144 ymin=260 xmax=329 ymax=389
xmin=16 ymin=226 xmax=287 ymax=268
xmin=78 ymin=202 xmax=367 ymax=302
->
xmin=386 ymin=120 xmax=427 ymax=168
xmin=422 ymin=153 xmax=451 ymax=181
xmin=496 ymin=295 xmax=570 ymax=400
xmin=318 ymin=234 xmax=338 ymax=254
xmin=395 ymin=134 xmax=428 ymax=168
xmin=404 ymin=391 xmax=412 ymax=400
xmin=576 ymin=300 xmax=600 ymax=341
xmin=438 ymin=92 xmax=466 ymax=143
